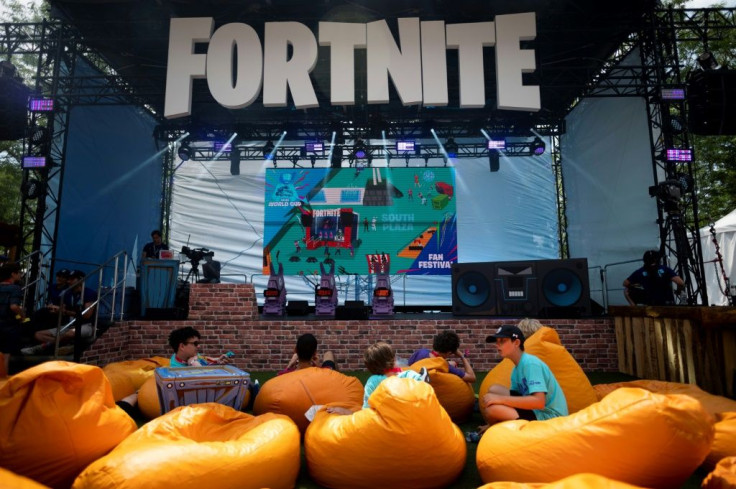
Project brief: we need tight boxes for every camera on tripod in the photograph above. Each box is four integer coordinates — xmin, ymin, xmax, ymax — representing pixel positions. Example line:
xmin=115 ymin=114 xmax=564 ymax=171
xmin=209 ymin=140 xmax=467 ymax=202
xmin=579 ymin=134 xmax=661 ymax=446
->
xmin=181 ymin=246 xmax=214 ymax=265
xmin=181 ymin=246 xmax=221 ymax=284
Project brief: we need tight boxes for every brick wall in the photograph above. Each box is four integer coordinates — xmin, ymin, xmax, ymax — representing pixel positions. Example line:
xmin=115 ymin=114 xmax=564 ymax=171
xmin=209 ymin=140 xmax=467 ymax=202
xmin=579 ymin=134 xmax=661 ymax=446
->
xmin=83 ymin=283 xmax=618 ymax=372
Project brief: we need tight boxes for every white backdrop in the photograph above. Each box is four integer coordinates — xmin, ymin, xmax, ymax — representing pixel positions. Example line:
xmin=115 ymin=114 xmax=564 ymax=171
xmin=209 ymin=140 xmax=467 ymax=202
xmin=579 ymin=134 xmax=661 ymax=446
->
xmin=170 ymin=151 xmax=559 ymax=305
xmin=700 ymin=209 xmax=736 ymax=305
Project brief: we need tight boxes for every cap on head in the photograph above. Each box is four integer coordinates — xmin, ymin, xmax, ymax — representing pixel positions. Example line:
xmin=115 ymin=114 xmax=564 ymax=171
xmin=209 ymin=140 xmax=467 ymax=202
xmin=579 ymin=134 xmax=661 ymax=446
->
xmin=56 ymin=268 xmax=71 ymax=277
xmin=68 ymin=270 xmax=85 ymax=280
xmin=643 ymin=250 xmax=660 ymax=266
xmin=486 ymin=325 xmax=525 ymax=344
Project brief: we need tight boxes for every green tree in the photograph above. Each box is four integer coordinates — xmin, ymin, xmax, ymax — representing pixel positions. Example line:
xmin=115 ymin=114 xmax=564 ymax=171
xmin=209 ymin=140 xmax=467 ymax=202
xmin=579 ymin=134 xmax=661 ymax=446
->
xmin=0 ymin=147 xmax=23 ymax=225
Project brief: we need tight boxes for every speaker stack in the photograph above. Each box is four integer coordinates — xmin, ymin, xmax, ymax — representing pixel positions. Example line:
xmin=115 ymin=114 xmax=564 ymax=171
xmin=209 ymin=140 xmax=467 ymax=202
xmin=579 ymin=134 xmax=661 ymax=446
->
xmin=452 ymin=258 xmax=591 ymax=318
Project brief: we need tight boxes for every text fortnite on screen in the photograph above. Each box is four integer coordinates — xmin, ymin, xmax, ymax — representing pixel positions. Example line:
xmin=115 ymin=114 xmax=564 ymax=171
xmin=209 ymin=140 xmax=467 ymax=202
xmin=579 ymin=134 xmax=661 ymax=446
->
xmin=164 ymin=13 xmax=540 ymax=119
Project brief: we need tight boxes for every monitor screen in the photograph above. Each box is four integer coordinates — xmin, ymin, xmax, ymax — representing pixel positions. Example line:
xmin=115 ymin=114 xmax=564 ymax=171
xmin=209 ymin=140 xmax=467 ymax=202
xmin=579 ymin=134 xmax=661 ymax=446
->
xmin=21 ymin=156 xmax=47 ymax=169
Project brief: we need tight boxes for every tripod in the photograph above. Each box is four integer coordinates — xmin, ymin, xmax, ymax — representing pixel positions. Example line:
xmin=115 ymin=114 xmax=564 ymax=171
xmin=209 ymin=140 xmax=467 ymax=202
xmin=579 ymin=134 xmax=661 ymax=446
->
xmin=183 ymin=260 xmax=201 ymax=284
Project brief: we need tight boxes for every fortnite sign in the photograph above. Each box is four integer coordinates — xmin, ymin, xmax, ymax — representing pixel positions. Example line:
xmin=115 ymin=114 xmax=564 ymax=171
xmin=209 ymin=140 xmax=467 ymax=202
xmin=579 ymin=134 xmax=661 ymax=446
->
xmin=164 ymin=13 xmax=539 ymax=119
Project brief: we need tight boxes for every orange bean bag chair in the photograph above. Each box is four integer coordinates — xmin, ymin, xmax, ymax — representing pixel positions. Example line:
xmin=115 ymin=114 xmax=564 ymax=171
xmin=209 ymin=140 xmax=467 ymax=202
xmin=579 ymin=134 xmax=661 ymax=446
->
xmin=407 ymin=356 xmax=475 ymax=422
xmin=0 ymin=361 xmax=137 ymax=488
xmin=0 ymin=467 xmax=51 ymax=489
xmin=305 ymin=376 xmax=466 ymax=489
xmin=73 ymin=402 xmax=300 ymax=489
xmin=254 ymin=367 xmax=363 ymax=432
xmin=703 ymin=456 xmax=736 ymax=489
xmin=476 ymin=387 xmax=714 ymax=488
xmin=478 ymin=473 xmax=646 ymax=488
xmin=479 ymin=326 xmax=597 ymax=414
xmin=102 ymin=356 xmax=170 ymax=401
xmin=594 ymin=380 xmax=736 ymax=469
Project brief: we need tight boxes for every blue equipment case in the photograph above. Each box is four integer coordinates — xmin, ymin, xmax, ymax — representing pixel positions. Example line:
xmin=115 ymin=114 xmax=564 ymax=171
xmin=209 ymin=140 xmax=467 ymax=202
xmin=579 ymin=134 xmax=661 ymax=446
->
xmin=155 ymin=365 xmax=250 ymax=414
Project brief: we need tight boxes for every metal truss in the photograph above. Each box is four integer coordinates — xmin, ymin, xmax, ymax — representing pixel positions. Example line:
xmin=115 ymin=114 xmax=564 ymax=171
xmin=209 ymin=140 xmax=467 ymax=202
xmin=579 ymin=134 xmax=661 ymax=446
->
xmin=633 ymin=7 xmax=736 ymax=306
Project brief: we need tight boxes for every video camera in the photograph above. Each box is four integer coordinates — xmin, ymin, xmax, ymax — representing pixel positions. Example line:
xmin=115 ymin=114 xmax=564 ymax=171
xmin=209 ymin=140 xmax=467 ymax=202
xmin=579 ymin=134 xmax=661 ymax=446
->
xmin=181 ymin=246 xmax=214 ymax=264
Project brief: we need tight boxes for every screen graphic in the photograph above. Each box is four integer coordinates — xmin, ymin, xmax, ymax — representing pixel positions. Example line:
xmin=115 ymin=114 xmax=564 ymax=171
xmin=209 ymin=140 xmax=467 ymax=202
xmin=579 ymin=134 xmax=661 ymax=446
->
xmin=263 ymin=167 xmax=457 ymax=276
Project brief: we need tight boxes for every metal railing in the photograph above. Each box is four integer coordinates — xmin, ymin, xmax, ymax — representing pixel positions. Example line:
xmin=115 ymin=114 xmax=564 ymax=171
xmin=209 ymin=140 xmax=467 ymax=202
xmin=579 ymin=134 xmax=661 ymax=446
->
xmin=48 ymin=251 xmax=131 ymax=360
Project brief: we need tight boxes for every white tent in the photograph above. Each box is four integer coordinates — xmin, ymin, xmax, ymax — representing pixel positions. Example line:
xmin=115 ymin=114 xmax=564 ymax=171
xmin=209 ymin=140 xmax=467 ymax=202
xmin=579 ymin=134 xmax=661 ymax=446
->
xmin=700 ymin=209 xmax=736 ymax=306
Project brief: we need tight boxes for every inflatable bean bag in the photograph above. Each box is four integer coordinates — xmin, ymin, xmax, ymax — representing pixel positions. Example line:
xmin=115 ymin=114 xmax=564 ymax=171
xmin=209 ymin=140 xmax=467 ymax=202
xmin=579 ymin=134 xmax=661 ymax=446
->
xmin=102 ymin=356 xmax=170 ymax=401
xmin=137 ymin=375 xmax=161 ymax=419
xmin=407 ymin=356 xmax=475 ymax=422
xmin=703 ymin=456 xmax=736 ymax=489
xmin=479 ymin=326 xmax=597 ymax=414
xmin=0 ymin=467 xmax=51 ymax=489
xmin=593 ymin=380 xmax=735 ymax=469
xmin=476 ymin=387 xmax=714 ymax=488
xmin=254 ymin=367 xmax=363 ymax=432
xmin=305 ymin=376 xmax=466 ymax=489
xmin=478 ymin=473 xmax=646 ymax=488
xmin=707 ymin=412 xmax=736 ymax=470
xmin=0 ymin=361 xmax=137 ymax=488
xmin=136 ymin=368 xmax=252 ymax=420
xmin=73 ymin=403 xmax=300 ymax=489
xmin=592 ymin=380 xmax=736 ymax=414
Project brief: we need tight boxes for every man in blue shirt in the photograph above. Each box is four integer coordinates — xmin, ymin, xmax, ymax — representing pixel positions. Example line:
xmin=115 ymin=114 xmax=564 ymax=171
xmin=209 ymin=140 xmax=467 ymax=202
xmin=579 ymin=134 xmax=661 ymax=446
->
xmin=623 ymin=250 xmax=685 ymax=306
xmin=480 ymin=325 xmax=568 ymax=429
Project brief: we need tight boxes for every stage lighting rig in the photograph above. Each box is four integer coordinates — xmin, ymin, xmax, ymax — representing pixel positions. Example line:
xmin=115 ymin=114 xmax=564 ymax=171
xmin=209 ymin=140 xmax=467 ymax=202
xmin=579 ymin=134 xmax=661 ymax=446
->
xmin=531 ymin=137 xmax=546 ymax=155
xmin=178 ymin=142 xmax=192 ymax=161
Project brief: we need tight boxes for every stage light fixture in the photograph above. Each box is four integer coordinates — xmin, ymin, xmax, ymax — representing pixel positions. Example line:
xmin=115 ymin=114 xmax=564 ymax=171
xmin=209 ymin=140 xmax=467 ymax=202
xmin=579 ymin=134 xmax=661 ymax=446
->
xmin=28 ymin=98 xmax=54 ymax=112
xmin=177 ymin=142 xmax=192 ymax=161
xmin=660 ymin=88 xmax=685 ymax=100
xmin=263 ymin=140 xmax=275 ymax=159
xmin=487 ymin=139 xmax=506 ymax=150
xmin=670 ymin=116 xmax=684 ymax=133
xmin=489 ymin=151 xmax=500 ymax=172
xmin=21 ymin=156 xmax=47 ymax=169
xmin=666 ymin=148 xmax=693 ymax=162
xmin=305 ymin=141 xmax=323 ymax=152
xmin=29 ymin=126 xmax=48 ymax=145
xmin=444 ymin=138 xmax=458 ymax=158
xmin=214 ymin=141 xmax=232 ymax=152
xmin=697 ymin=52 xmax=720 ymax=71
xmin=22 ymin=178 xmax=42 ymax=198
xmin=396 ymin=140 xmax=415 ymax=152
xmin=352 ymin=139 xmax=367 ymax=159
xmin=531 ymin=137 xmax=546 ymax=155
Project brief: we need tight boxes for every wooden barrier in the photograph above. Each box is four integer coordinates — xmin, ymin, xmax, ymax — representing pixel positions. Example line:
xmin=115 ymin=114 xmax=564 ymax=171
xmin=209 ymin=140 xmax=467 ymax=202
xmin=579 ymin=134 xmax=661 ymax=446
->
xmin=610 ymin=306 xmax=736 ymax=398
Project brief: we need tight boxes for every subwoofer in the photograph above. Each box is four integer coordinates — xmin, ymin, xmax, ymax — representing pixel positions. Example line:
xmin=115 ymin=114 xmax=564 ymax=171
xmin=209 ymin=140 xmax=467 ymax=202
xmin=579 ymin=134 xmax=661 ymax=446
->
xmin=536 ymin=258 xmax=591 ymax=318
xmin=451 ymin=262 xmax=497 ymax=315
xmin=494 ymin=261 xmax=539 ymax=317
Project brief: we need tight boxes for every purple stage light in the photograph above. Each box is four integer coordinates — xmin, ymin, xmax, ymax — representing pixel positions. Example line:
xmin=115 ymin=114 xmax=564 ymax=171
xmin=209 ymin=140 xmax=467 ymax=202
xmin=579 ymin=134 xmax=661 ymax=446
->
xmin=487 ymin=139 xmax=506 ymax=150
xmin=305 ymin=141 xmax=324 ymax=152
xmin=660 ymin=88 xmax=685 ymax=100
xmin=28 ymin=98 xmax=54 ymax=112
xmin=214 ymin=141 xmax=232 ymax=152
xmin=21 ymin=156 xmax=47 ymax=168
xmin=396 ymin=140 xmax=415 ymax=152
xmin=666 ymin=148 xmax=693 ymax=162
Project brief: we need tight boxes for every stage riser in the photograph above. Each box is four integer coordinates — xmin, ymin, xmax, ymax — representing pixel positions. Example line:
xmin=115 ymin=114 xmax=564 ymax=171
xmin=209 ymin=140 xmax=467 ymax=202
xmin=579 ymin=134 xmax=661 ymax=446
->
xmin=82 ymin=284 xmax=617 ymax=372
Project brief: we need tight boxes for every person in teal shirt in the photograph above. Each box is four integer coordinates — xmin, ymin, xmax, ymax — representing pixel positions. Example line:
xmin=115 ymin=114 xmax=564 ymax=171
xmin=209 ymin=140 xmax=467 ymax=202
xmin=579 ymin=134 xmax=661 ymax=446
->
xmin=168 ymin=326 xmax=231 ymax=367
xmin=480 ymin=324 xmax=568 ymax=429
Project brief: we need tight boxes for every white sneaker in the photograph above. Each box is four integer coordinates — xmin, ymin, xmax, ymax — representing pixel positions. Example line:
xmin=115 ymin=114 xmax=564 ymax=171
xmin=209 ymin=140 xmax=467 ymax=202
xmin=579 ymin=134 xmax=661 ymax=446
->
xmin=418 ymin=367 xmax=431 ymax=384
xmin=21 ymin=344 xmax=47 ymax=355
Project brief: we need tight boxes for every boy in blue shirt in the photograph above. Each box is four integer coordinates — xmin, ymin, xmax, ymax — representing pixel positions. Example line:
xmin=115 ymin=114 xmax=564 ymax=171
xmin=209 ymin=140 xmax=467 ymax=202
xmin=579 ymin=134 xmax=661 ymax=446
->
xmin=480 ymin=325 xmax=568 ymax=431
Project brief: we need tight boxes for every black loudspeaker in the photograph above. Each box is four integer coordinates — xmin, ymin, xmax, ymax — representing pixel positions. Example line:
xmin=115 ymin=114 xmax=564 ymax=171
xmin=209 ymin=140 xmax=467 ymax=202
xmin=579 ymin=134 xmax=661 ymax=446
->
xmin=286 ymin=300 xmax=309 ymax=316
xmin=536 ymin=258 xmax=591 ymax=318
xmin=0 ymin=75 xmax=31 ymax=141
xmin=336 ymin=300 xmax=367 ymax=320
xmin=451 ymin=262 xmax=497 ymax=315
xmin=494 ymin=261 xmax=539 ymax=317
xmin=687 ymin=70 xmax=736 ymax=136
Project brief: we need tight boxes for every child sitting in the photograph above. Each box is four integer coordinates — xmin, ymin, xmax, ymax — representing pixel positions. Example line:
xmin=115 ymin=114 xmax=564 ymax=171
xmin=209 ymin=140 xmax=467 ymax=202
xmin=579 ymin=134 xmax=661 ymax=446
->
xmin=327 ymin=341 xmax=428 ymax=414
